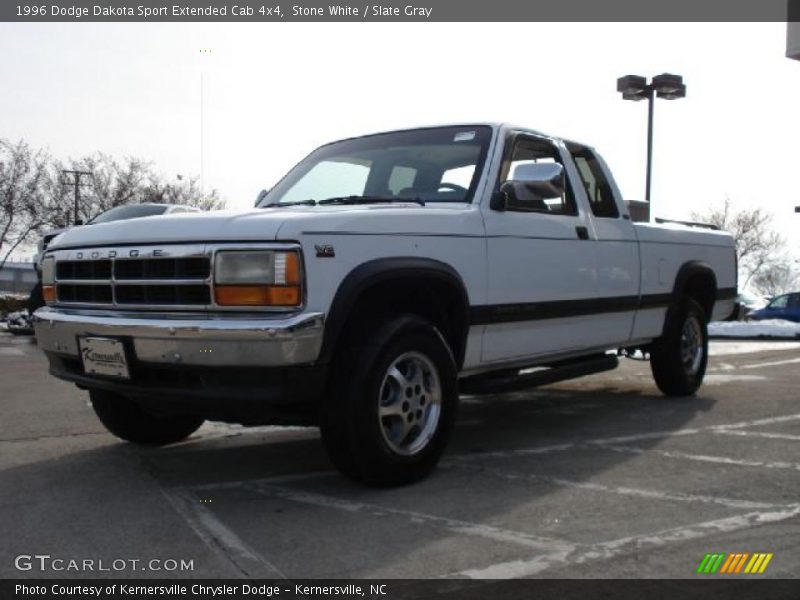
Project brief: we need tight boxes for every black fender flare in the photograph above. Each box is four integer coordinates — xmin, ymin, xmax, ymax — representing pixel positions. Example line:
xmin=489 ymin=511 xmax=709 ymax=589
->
xmin=317 ymin=257 xmax=471 ymax=367
xmin=661 ymin=261 xmax=718 ymax=334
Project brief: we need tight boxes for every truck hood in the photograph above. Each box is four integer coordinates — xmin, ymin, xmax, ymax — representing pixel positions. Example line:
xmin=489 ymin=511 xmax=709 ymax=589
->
xmin=47 ymin=203 xmax=478 ymax=250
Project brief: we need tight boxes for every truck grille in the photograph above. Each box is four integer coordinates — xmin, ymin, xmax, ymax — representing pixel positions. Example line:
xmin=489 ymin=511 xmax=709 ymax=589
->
xmin=49 ymin=246 xmax=212 ymax=309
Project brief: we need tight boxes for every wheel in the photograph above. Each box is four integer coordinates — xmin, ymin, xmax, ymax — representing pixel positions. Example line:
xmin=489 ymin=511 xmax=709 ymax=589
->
xmin=650 ymin=297 xmax=708 ymax=396
xmin=89 ymin=389 xmax=204 ymax=445
xmin=320 ymin=314 xmax=458 ymax=486
xmin=27 ymin=281 xmax=45 ymax=314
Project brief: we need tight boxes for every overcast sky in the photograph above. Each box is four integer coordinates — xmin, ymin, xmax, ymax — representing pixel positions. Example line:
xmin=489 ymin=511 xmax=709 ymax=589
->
xmin=1 ymin=22 xmax=798 ymax=260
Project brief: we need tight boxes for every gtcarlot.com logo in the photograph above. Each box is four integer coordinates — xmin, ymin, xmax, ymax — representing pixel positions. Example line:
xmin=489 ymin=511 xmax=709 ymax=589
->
xmin=696 ymin=552 xmax=773 ymax=575
xmin=14 ymin=554 xmax=194 ymax=572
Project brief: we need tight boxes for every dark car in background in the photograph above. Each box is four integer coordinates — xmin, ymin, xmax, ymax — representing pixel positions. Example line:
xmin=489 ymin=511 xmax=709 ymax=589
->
xmin=747 ymin=292 xmax=800 ymax=323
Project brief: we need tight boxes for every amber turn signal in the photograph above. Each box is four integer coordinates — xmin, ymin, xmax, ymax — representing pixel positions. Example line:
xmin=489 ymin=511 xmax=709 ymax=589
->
xmin=214 ymin=285 xmax=301 ymax=307
xmin=43 ymin=285 xmax=56 ymax=304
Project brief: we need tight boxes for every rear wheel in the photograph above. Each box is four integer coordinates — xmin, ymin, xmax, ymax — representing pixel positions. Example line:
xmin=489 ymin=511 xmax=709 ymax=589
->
xmin=90 ymin=389 xmax=204 ymax=445
xmin=650 ymin=297 xmax=708 ymax=396
xmin=320 ymin=314 xmax=458 ymax=486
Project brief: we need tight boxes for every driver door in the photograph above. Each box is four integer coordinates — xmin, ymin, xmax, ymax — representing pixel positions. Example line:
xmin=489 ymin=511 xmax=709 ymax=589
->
xmin=479 ymin=133 xmax=599 ymax=364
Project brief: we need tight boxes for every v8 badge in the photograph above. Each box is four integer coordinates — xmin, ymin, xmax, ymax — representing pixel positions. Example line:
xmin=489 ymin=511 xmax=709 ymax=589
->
xmin=315 ymin=244 xmax=335 ymax=258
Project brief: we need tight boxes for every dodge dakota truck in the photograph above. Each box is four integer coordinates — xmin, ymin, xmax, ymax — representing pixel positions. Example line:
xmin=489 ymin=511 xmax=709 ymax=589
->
xmin=34 ymin=124 xmax=737 ymax=485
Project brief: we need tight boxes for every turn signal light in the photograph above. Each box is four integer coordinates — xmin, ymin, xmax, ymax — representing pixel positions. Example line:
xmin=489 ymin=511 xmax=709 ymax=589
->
xmin=214 ymin=285 xmax=301 ymax=307
xmin=43 ymin=285 xmax=56 ymax=304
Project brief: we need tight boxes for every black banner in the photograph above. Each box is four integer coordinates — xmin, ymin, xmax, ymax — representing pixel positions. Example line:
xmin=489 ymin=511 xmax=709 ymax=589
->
xmin=3 ymin=579 xmax=800 ymax=600
xmin=2 ymin=0 xmax=799 ymax=23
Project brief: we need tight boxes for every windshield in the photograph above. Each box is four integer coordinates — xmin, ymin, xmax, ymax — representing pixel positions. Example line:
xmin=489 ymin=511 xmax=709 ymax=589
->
xmin=260 ymin=126 xmax=493 ymax=206
xmin=88 ymin=204 xmax=168 ymax=224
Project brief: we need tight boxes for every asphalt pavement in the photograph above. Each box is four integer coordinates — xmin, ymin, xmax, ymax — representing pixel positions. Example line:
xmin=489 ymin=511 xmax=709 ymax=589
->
xmin=1 ymin=331 xmax=799 ymax=580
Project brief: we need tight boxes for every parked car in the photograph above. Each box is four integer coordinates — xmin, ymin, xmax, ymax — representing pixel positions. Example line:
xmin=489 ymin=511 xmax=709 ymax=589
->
xmin=727 ymin=289 xmax=768 ymax=321
xmin=747 ymin=292 xmax=800 ymax=323
xmin=5 ymin=309 xmax=34 ymax=335
xmin=29 ymin=203 xmax=202 ymax=312
xmin=34 ymin=203 xmax=202 ymax=268
xmin=33 ymin=124 xmax=737 ymax=486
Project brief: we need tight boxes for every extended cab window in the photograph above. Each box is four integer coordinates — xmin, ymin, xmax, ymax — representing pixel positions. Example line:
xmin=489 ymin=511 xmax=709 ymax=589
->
xmin=263 ymin=126 xmax=492 ymax=205
xmin=499 ymin=137 xmax=576 ymax=215
xmin=567 ymin=145 xmax=619 ymax=218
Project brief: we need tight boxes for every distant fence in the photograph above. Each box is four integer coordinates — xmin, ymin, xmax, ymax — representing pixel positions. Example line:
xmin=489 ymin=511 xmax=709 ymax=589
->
xmin=0 ymin=262 xmax=37 ymax=295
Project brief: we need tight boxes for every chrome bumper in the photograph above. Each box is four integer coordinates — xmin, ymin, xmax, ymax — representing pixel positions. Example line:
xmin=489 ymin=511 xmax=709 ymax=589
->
xmin=33 ymin=307 xmax=325 ymax=368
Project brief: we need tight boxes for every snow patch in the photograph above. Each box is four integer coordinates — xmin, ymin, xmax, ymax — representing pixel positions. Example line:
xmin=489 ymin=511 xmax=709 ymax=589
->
xmin=709 ymin=319 xmax=800 ymax=339
xmin=710 ymin=341 xmax=800 ymax=356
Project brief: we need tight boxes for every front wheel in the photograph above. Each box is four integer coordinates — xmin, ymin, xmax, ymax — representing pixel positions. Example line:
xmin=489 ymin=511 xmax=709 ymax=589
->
xmin=650 ymin=297 xmax=708 ymax=396
xmin=90 ymin=389 xmax=204 ymax=445
xmin=320 ymin=315 xmax=458 ymax=487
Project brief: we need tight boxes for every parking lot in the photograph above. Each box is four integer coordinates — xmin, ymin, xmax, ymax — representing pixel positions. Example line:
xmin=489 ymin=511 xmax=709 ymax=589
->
xmin=1 ymin=330 xmax=799 ymax=580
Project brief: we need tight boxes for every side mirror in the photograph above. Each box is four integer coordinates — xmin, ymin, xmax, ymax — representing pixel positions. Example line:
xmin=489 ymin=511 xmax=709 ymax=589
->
xmin=491 ymin=162 xmax=565 ymax=211
xmin=255 ymin=189 xmax=269 ymax=207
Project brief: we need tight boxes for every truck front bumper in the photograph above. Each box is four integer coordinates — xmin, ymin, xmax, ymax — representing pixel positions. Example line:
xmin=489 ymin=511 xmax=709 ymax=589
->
xmin=34 ymin=307 xmax=325 ymax=367
xmin=33 ymin=308 xmax=327 ymax=421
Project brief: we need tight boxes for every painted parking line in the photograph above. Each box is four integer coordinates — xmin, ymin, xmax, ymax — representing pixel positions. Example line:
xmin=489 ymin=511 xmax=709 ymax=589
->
xmin=702 ymin=374 xmax=766 ymax=384
xmin=245 ymin=482 xmax=573 ymax=554
xmin=162 ymin=486 xmax=288 ymax=579
xmin=711 ymin=357 xmax=800 ymax=372
xmin=601 ymin=444 xmax=800 ymax=473
xmin=452 ymin=413 xmax=800 ymax=461
xmin=0 ymin=347 xmax=25 ymax=356
xmin=714 ymin=429 xmax=800 ymax=442
xmin=452 ymin=503 xmax=800 ymax=578
xmin=446 ymin=461 xmax=784 ymax=511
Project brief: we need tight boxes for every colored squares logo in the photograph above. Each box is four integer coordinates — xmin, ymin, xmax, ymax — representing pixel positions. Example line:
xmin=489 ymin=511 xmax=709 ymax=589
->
xmin=697 ymin=552 xmax=773 ymax=574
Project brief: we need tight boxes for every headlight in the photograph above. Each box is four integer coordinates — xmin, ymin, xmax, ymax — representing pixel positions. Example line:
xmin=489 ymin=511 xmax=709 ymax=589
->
xmin=41 ymin=257 xmax=56 ymax=304
xmin=213 ymin=250 xmax=302 ymax=307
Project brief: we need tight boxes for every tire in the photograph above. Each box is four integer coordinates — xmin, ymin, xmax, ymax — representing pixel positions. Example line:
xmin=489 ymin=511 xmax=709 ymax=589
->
xmin=320 ymin=314 xmax=458 ymax=487
xmin=89 ymin=389 xmax=204 ymax=445
xmin=27 ymin=282 xmax=45 ymax=314
xmin=650 ymin=297 xmax=708 ymax=396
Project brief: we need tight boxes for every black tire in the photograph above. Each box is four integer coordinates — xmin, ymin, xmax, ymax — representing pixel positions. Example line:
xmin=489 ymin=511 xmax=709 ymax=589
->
xmin=320 ymin=314 xmax=458 ymax=487
xmin=89 ymin=389 xmax=204 ymax=445
xmin=650 ymin=297 xmax=708 ymax=396
xmin=27 ymin=282 xmax=45 ymax=314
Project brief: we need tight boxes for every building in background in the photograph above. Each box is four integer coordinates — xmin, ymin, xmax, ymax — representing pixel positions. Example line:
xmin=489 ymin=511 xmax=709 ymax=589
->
xmin=0 ymin=262 xmax=36 ymax=294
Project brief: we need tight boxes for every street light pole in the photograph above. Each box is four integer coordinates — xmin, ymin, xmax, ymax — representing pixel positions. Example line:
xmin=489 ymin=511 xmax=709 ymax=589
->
xmin=61 ymin=170 xmax=92 ymax=226
xmin=645 ymin=88 xmax=655 ymax=204
xmin=617 ymin=73 xmax=686 ymax=217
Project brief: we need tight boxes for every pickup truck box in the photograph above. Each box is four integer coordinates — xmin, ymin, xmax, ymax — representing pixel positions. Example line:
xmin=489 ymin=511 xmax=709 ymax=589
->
xmin=34 ymin=124 xmax=737 ymax=486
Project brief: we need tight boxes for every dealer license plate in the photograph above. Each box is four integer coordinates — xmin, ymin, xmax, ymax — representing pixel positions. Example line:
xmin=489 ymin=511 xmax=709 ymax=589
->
xmin=78 ymin=337 xmax=130 ymax=379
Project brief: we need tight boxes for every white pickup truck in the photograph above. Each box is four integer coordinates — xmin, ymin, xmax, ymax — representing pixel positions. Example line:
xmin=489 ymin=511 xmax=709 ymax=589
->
xmin=34 ymin=124 xmax=737 ymax=486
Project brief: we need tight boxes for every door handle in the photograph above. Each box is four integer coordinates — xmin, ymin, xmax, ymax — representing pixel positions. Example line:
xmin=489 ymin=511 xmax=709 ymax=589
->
xmin=575 ymin=226 xmax=589 ymax=240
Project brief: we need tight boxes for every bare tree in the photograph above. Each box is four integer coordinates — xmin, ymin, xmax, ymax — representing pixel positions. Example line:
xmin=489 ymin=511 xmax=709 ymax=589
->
xmin=751 ymin=261 xmax=800 ymax=298
xmin=0 ymin=139 xmax=50 ymax=269
xmin=142 ymin=173 xmax=225 ymax=211
xmin=56 ymin=154 xmax=226 ymax=221
xmin=2 ymin=141 xmax=227 ymax=267
xmin=692 ymin=198 xmax=784 ymax=288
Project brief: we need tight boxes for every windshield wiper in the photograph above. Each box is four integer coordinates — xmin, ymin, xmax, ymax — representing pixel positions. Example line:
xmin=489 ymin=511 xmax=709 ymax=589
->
xmin=317 ymin=195 xmax=425 ymax=207
xmin=265 ymin=199 xmax=318 ymax=207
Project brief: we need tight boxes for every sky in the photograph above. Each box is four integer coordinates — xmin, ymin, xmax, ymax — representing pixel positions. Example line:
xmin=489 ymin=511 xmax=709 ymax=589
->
xmin=1 ymin=22 xmax=799 ymax=262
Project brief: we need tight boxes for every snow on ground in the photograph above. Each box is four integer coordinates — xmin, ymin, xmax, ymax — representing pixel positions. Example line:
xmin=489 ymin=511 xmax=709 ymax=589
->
xmin=710 ymin=340 xmax=800 ymax=356
xmin=709 ymin=319 xmax=800 ymax=339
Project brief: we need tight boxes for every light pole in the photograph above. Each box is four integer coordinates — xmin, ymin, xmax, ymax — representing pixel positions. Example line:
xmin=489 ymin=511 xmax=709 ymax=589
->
xmin=617 ymin=73 xmax=686 ymax=213
xmin=60 ymin=170 xmax=92 ymax=226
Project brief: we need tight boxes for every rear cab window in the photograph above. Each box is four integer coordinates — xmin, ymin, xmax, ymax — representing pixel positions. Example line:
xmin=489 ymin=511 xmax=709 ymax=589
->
xmin=566 ymin=144 xmax=620 ymax=219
